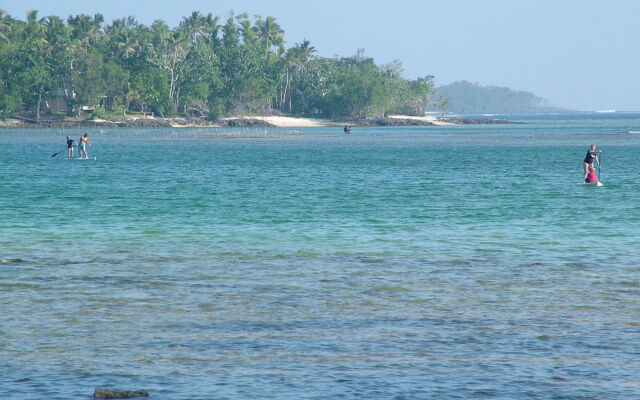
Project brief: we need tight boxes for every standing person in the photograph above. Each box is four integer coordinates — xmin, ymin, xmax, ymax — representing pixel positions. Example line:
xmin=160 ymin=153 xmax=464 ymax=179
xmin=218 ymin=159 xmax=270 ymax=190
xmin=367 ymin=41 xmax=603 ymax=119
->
xmin=583 ymin=144 xmax=600 ymax=181
xmin=79 ymin=133 xmax=91 ymax=159
xmin=66 ymin=136 xmax=75 ymax=158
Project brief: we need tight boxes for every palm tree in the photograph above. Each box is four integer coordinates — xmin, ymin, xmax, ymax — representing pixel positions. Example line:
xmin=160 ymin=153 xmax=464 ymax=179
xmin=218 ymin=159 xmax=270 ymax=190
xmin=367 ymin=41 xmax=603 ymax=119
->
xmin=0 ymin=11 xmax=18 ymax=42
xmin=289 ymin=40 xmax=316 ymax=73
xmin=179 ymin=11 xmax=203 ymax=43
xmin=281 ymin=39 xmax=316 ymax=112
xmin=235 ymin=13 xmax=256 ymax=46
xmin=14 ymin=10 xmax=53 ymax=121
xmin=41 ymin=15 xmax=66 ymax=39
xmin=67 ymin=13 xmax=104 ymax=49
xmin=105 ymin=18 xmax=142 ymax=60
xmin=202 ymin=13 xmax=221 ymax=42
xmin=253 ymin=15 xmax=284 ymax=56
xmin=61 ymin=14 xmax=104 ymax=115
xmin=179 ymin=11 xmax=220 ymax=45
xmin=21 ymin=10 xmax=46 ymax=45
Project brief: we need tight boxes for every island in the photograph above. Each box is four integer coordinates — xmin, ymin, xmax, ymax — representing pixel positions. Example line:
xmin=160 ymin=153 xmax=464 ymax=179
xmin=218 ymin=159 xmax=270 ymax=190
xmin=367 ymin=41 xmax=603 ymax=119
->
xmin=0 ymin=10 xmax=520 ymax=129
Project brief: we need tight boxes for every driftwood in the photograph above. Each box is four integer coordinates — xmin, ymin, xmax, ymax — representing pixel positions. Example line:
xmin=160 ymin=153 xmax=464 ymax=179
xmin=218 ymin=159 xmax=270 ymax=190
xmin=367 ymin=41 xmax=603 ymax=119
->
xmin=94 ymin=388 xmax=149 ymax=399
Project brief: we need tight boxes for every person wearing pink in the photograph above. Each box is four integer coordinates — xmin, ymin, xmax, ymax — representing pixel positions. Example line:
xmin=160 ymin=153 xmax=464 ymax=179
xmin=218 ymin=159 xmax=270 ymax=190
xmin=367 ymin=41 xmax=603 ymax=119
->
xmin=584 ymin=165 xmax=597 ymax=183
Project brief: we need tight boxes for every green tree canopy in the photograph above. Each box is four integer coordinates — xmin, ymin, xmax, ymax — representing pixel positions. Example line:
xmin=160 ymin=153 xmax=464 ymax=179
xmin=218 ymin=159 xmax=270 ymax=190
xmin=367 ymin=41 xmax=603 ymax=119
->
xmin=0 ymin=9 xmax=437 ymax=120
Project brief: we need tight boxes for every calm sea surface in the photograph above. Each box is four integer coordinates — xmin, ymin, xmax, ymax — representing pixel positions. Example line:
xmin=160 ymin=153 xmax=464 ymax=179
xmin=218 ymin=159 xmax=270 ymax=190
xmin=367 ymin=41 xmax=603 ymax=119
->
xmin=1 ymin=114 xmax=640 ymax=399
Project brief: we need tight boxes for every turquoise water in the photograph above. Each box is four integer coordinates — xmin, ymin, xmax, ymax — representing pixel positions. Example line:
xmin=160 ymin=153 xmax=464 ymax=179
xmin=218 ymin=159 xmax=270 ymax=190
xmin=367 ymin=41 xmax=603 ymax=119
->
xmin=1 ymin=114 xmax=640 ymax=399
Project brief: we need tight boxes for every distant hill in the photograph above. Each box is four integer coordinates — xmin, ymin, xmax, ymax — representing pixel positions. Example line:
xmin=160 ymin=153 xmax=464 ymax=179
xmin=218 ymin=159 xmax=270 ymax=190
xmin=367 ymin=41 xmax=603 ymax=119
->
xmin=434 ymin=80 xmax=568 ymax=114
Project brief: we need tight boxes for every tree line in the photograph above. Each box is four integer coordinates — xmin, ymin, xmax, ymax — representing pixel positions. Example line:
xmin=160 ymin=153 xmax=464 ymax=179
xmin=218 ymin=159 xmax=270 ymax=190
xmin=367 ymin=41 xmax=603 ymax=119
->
xmin=435 ymin=81 xmax=563 ymax=115
xmin=0 ymin=10 xmax=436 ymax=121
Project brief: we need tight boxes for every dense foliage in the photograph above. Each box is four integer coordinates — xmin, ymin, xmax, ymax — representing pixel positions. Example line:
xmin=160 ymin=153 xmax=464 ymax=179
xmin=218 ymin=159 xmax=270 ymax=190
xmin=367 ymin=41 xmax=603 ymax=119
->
xmin=0 ymin=10 xmax=435 ymax=121
xmin=435 ymin=80 xmax=563 ymax=115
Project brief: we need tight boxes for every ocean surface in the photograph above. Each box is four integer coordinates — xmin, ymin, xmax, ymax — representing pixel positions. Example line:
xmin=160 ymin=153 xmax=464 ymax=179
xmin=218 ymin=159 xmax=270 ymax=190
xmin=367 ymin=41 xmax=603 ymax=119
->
xmin=1 ymin=113 xmax=639 ymax=399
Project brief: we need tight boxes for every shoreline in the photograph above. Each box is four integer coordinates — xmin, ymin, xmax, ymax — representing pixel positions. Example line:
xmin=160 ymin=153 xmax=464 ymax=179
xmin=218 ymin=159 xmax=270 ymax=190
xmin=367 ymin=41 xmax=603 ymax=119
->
xmin=0 ymin=114 xmax=519 ymax=129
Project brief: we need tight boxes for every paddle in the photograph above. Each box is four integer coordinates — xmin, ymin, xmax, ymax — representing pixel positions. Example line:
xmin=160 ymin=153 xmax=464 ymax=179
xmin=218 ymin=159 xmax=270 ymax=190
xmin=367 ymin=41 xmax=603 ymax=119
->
xmin=597 ymin=151 xmax=603 ymax=186
xmin=51 ymin=148 xmax=67 ymax=158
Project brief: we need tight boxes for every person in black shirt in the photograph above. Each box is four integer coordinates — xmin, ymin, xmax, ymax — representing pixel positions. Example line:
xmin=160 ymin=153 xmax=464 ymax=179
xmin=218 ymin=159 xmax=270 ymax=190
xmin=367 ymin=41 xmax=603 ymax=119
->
xmin=66 ymin=136 xmax=75 ymax=159
xmin=583 ymin=144 xmax=600 ymax=181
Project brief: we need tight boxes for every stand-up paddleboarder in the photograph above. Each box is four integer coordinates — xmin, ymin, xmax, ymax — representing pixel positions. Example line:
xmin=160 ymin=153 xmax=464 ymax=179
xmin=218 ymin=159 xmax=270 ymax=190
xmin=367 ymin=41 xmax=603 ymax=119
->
xmin=79 ymin=133 xmax=91 ymax=159
xmin=66 ymin=136 xmax=75 ymax=158
xmin=583 ymin=144 xmax=600 ymax=182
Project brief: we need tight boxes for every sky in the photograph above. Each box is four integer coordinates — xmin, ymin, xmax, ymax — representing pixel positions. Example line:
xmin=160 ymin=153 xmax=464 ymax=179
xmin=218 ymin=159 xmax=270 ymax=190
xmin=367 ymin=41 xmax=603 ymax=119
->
xmin=1 ymin=0 xmax=639 ymax=111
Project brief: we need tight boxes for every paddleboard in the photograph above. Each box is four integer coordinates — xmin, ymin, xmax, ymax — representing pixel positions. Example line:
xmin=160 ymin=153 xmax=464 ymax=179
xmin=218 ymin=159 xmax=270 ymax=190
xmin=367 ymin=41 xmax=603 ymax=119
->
xmin=579 ymin=181 xmax=603 ymax=186
xmin=66 ymin=157 xmax=97 ymax=160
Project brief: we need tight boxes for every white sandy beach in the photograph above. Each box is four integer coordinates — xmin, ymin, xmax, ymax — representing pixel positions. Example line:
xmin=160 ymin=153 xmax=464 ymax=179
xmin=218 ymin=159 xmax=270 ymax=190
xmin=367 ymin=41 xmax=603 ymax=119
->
xmin=226 ymin=116 xmax=335 ymax=127
xmin=231 ymin=115 xmax=452 ymax=127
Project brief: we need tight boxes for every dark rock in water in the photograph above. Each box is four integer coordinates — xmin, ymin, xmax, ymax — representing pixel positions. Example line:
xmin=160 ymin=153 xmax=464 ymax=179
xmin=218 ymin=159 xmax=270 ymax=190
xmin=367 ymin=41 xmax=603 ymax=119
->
xmin=94 ymin=388 xmax=149 ymax=399
xmin=121 ymin=118 xmax=172 ymax=128
xmin=341 ymin=117 xmax=435 ymax=126
xmin=1 ymin=258 xmax=24 ymax=264
xmin=335 ymin=117 xmax=522 ymax=126
xmin=439 ymin=118 xmax=522 ymax=124
xmin=218 ymin=118 xmax=275 ymax=127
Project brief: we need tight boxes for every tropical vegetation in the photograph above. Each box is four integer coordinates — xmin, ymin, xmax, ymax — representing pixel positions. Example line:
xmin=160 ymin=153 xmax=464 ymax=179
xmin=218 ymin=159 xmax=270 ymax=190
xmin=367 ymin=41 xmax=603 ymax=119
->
xmin=0 ymin=10 xmax=437 ymax=121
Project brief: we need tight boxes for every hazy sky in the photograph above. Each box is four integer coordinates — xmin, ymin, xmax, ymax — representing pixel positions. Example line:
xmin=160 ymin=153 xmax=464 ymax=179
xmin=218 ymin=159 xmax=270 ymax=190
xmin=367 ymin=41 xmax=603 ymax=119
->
xmin=2 ymin=0 xmax=638 ymax=111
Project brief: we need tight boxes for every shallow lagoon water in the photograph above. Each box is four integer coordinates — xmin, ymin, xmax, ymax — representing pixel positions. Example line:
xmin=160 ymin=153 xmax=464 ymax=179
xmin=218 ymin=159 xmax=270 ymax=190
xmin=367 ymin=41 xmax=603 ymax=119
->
xmin=1 ymin=114 xmax=640 ymax=399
